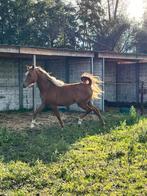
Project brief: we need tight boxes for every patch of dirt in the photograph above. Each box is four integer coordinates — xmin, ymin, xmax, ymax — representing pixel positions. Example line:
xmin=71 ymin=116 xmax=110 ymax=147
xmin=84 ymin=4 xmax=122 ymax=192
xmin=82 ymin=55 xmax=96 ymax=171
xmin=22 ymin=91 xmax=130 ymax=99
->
xmin=0 ymin=111 xmax=98 ymax=130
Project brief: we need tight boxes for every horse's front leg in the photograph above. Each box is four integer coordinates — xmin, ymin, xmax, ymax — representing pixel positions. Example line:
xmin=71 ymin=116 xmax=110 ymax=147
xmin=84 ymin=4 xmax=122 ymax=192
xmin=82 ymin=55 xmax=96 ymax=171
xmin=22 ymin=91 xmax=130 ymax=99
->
xmin=31 ymin=103 xmax=45 ymax=128
xmin=51 ymin=106 xmax=64 ymax=128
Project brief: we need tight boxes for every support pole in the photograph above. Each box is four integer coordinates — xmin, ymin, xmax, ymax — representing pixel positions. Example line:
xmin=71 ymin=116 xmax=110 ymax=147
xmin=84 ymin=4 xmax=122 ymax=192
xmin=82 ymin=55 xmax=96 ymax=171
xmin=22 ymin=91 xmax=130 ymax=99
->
xmin=90 ymin=57 xmax=94 ymax=75
xmin=136 ymin=62 xmax=140 ymax=104
xmin=140 ymin=81 xmax=144 ymax=115
xmin=33 ymin=54 xmax=37 ymax=112
xmin=102 ymin=58 xmax=105 ymax=112
xmin=18 ymin=58 xmax=23 ymax=110
xmin=90 ymin=57 xmax=94 ymax=107
xmin=116 ymin=62 xmax=119 ymax=102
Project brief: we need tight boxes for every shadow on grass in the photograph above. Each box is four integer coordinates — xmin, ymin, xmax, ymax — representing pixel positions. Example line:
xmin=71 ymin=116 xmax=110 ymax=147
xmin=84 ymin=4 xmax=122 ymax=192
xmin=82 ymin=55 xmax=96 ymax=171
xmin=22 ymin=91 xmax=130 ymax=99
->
xmin=0 ymin=112 xmax=129 ymax=164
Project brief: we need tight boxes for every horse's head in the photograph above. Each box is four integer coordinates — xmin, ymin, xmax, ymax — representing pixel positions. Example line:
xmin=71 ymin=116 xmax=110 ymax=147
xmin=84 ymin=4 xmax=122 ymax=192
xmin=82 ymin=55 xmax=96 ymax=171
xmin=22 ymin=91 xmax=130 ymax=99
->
xmin=23 ymin=65 xmax=38 ymax=88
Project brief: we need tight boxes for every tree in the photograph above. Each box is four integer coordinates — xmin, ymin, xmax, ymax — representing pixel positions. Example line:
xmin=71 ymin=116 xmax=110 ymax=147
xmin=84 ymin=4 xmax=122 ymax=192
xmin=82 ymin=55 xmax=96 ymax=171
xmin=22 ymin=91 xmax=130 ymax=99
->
xmin=0 ymin=0 xmax=78 ymax=49
xmin=0 ymin=0 xmax=32 ymax=45
xmin=136 ymin=5 xmax=147 ymax=53
xmin=76 ymin=0 xmax=130 ymax=51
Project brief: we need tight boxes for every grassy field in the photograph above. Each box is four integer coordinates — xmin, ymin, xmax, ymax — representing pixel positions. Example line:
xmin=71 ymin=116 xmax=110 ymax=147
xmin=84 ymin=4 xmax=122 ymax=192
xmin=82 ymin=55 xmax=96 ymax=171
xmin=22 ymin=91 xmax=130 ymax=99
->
xmin=0 ymin=110 xmax=147 ymax=195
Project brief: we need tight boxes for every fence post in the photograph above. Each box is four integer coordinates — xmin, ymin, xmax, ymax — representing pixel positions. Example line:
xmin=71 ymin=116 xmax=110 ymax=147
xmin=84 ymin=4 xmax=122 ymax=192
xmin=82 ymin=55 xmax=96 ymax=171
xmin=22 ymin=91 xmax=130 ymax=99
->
xmin=140 ymin=81 xmax=144 ymax=115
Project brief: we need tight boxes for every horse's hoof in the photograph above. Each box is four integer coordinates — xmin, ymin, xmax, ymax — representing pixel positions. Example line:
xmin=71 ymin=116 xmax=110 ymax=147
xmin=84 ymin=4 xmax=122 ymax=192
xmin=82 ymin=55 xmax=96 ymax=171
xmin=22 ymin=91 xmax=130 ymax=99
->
xmin=78 ymin=119 xmax=82 ymax=125
xmin=30 ymin=124 xmax=35 ymax=129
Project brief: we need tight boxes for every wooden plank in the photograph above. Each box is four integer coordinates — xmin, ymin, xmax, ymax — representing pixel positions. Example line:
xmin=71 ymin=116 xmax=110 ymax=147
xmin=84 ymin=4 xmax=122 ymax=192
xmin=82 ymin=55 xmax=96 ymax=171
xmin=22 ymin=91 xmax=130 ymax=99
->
xmin=0 ymin=45 xmax=94 ymax=57
xmin=98 ymin=52 xmax=147 ymax=61
xmin=20 ymin=47 xmax=94 ymax=58
xmin=0 ymin=45 xmax=19 ymax=53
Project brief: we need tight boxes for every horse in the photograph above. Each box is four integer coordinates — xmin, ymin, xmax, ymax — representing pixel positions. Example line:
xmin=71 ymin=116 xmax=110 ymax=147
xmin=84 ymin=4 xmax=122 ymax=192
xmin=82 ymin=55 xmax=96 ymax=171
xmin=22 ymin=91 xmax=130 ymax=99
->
xmin=23 ymin=65 xmax=105 ymax=128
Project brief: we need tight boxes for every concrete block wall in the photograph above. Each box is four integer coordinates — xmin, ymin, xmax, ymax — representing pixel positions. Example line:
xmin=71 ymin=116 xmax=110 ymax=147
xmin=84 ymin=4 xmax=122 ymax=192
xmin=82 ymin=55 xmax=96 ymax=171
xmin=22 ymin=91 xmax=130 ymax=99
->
xmin=46 ymin=58 xmax=66 ymax=82
xmin=0 ymin=59 xmax=19 ymax=111
xmin=104 ymin=62 xmax=116 ymax=102
xmin=93 ymin=58 xmax=103 ymax=110
xmin=139 ymin=64 xmax=147 ymax=102
xmin=117 ymin=64 xmax=136 ymax=102
xmin=105 ymin=62 xmax=137 ymax=103
xmin=69 ymin=57 xmax=103 ymax=111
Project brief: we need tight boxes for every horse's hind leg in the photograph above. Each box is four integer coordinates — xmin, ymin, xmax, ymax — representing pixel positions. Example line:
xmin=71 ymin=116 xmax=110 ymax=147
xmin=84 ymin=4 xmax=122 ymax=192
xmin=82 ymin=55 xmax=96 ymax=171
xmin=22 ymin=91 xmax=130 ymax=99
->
xmin=88 ymin=102 xmax=105 ymax=126
xmin=51 ymin=106 xmax=64 ymax=128
xmin=77 ymin=102 xmax=92 ymax=124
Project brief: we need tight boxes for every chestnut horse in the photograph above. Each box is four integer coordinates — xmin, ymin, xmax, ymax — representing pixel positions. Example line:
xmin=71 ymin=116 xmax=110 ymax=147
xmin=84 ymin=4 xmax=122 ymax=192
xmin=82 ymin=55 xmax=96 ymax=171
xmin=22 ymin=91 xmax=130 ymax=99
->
xmin=23 ymin=66 xmax=105 ymax=128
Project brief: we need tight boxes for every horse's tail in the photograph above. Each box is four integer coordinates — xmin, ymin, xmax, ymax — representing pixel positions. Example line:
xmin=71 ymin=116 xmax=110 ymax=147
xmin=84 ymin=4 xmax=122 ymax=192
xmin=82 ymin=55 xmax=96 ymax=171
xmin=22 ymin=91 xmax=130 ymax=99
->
xmin=81 ymin=72 xmax=102 ymax=99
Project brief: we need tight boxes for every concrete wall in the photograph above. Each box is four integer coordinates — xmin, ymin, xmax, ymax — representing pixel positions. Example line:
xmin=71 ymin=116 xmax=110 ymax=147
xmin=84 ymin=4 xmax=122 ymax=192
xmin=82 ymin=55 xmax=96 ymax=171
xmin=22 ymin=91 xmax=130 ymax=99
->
xmin=117 ymin=64 xmax=137 ymax=102
xmin=93 ymin=58 xmax=103 ymax=109
xmin=104 ymin=62 xmax=137 ymax=103
xmin=104 ymin=62 xmax=116 ymax=102
xmin=0 ymin=59 xmax=19 ymax=111
xmin=139 ymin=64 xmax=147 ymax=102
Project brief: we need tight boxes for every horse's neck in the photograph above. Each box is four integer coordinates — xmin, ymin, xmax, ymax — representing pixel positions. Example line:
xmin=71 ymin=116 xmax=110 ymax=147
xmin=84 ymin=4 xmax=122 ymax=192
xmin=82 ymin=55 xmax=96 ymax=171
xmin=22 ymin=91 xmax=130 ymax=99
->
xmin=37 ymin=73 xmax=54 ymax=93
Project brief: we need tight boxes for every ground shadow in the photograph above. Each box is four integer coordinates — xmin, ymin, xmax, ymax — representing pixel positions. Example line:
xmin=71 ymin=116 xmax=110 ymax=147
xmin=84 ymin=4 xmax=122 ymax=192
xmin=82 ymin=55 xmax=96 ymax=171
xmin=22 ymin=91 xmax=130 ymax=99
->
xmin=0 ymin=112 xmax=129 ymax=164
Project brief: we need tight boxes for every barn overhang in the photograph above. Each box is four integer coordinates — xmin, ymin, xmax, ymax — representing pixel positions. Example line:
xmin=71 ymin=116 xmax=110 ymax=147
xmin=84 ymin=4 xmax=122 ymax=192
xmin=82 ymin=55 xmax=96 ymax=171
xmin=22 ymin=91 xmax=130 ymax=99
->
xmin=97 ymin=51 xmax=147 ymax=64
xmin=0 ymin=45 xmax=94 ymax=58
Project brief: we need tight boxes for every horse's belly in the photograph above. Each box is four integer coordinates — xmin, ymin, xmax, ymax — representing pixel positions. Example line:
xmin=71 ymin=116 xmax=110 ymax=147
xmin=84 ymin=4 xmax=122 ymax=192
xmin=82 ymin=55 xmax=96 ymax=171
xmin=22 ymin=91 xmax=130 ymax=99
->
xmin=44 ymin=85 xmax=91 ymax=106
xmin=56 ymin=95 xmax=75 ymax=106
xmin=45 ymin=93 xmax=75 ymax=106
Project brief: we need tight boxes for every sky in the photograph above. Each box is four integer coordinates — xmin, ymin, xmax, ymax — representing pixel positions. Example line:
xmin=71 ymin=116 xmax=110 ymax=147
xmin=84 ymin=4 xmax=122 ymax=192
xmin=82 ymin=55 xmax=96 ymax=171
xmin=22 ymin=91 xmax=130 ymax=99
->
xmin=127 ymin=0 xmax=144 ymax=21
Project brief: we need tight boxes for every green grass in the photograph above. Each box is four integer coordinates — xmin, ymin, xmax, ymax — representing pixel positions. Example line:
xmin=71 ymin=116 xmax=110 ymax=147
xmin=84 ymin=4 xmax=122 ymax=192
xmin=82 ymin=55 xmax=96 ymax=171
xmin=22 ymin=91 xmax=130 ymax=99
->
xmin=0 ymin=112 xmax=147 ymax=195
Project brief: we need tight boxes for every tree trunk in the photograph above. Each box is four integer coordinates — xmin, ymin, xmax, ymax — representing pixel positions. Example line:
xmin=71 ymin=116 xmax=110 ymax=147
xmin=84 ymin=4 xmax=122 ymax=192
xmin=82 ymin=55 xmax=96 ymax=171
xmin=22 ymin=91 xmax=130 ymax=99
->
xmin=114 ymin=0 xmax=119 ymax=19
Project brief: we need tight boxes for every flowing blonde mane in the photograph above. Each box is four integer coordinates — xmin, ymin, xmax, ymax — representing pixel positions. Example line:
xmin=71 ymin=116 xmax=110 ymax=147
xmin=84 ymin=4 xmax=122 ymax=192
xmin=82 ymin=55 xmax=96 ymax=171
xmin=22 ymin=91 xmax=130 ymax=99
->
xmin=36 ymin=67 xmax=65 ymax=86
xmin=81 ymin=72 xmax=102 ymax=99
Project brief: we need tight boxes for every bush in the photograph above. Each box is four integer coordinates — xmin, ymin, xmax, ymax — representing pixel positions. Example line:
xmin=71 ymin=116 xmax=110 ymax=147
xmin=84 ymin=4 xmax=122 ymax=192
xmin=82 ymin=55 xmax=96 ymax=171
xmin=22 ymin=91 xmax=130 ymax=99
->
xmin=127 ymin=106 xmax=138 ymax=125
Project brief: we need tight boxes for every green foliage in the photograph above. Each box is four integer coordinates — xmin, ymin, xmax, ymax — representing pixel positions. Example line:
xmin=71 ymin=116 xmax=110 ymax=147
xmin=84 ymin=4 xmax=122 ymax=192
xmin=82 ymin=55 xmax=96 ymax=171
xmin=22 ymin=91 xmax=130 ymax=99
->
xmin=0 ymin=0 xmax=132 ymax=51
xmin=77 ymin=0 xmax=130 ymax=51
xmin=127 ymin=105 xmax=139 ymax=125
xmin=0 ymin=0 xmax=78 ymax=49
xmin=0 ymin=113 xmax=147 ymax=195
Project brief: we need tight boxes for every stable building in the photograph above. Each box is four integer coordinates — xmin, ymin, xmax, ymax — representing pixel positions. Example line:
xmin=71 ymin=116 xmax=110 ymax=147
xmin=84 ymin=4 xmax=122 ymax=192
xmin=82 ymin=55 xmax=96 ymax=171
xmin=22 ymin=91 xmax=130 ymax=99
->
xmin=0 ymin=45 xmax=147 ymax=112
